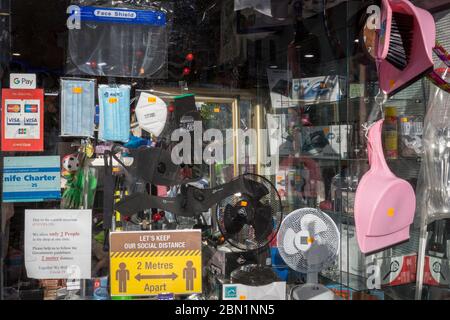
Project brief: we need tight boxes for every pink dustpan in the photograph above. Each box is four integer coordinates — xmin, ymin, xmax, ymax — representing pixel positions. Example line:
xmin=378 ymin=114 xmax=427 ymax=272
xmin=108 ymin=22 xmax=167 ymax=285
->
xmin=377 ymin=0 xmax=435 ymax=96
xmin=354 ymin=120 xmax=416 ymax=254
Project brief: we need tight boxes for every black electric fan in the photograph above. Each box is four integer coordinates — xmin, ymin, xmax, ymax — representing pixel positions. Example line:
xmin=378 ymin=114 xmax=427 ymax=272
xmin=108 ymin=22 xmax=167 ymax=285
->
xmin=215 ymin=174 xmax=283 ymax=287
xmin=216 ymin=174 xmax=283 ymax=251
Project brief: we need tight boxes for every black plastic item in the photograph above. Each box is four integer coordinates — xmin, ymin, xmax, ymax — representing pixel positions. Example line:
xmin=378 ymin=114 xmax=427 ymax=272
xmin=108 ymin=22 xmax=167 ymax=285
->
xmin=115 ymin=173 xmax=271 ymax=218
xmin=102 ymin=151 xmax=115 ymax=252
xmin=113 ymin=146 xmax=202 ymax=187
xmin=216 ymin=174 xmax=283 ymax=252
xmin=19 ymin=288 xmax=44 ymax=300
xmin=103 ymin=151 xmax=115 ymax=230
xmin=230 ymin=265 xmax=281 ymax=286
xmin=427 ymin=219 xmax=449 ymax=258
xmin=303 ymin=130 xmax=330 ymax=155
xmin=173 ymin=94 xmax=201 ymax=125
xmin=223 ymin=198 xmax=273 ymax=241
xmin=271 ymin=0 xmax=290 ymax=19
xmin=321 ymin=0 xmax=346 ymax=61
xmin=271 ymin=79 xmax=292 ymax=98
xmin=288 ymin=3 xmax=321 ymax=78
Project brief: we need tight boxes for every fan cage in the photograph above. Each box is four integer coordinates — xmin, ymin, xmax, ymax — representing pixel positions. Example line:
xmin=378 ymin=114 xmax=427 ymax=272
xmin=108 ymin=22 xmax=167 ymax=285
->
xmin=277 ymin=208 xmax=340 ymax=273
xmin=216 ymin=174 xmax=283 ymax=251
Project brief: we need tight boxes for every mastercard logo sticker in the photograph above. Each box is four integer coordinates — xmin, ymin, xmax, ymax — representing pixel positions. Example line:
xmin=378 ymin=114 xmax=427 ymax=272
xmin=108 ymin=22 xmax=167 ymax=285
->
xmin=7 ymin=104 xmax=21 ymax=113
xmin=109 ymin=97 xmax=118 ymax=104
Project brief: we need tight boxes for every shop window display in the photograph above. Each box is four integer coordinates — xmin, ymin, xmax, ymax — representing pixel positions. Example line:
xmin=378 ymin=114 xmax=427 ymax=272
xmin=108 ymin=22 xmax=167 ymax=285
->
xmin=1 ymin=0 xmax=450 ymax=302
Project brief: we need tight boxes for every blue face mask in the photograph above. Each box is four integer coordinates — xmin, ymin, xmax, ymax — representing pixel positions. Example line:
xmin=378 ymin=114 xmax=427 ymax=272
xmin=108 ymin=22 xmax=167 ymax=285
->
xmin=98 ymin=85 xmax=130 ymax=142
xmin=60 ymin=78 xmax=96 ymax=137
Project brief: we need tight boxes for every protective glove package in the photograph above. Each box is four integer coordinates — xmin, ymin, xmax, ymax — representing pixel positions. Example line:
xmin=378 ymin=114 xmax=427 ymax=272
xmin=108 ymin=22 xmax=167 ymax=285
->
xmin=67 ymin=3 xmax=168 ymax=78
xmin=98 ymin=85 xmax=131 ymax=143
xmin=60 ymin=78 xmax=96 ymax=137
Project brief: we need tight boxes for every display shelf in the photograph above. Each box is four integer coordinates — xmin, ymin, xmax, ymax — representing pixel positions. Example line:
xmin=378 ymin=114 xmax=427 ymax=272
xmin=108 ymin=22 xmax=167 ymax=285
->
xmin=280 ymin=156 xmax=423 ymax=162
xmin=320 ymin=270 xmax=368 ymax=292
xmin=324 ymin=210 xmax=355 ymax=226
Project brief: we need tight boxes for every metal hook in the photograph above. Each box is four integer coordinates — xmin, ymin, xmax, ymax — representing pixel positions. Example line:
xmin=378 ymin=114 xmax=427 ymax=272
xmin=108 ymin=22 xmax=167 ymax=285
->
xmin=362 ymin=122 xmax=377 ymax=140
xmin=374 ymin=89 xmax=388 ymax=119
xmin=361 ymin=89 xmax=387 ymax=140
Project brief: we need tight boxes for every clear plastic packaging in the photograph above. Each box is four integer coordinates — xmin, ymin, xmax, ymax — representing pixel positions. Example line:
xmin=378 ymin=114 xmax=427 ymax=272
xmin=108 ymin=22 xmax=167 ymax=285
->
xmin=98 ymin=84 xmax=131 ymax=142
xmin=67 ymin=1 xmax=170 ymax=78
xmin=60 ymin=78 xmax=96 ymax=137
xmin=418 ymin=68 xmax=450 ymax=224
xmin=399 ymin=115 xmax=424 ymax=158
xmin=234 ymin=0 xmax=272 ymax=16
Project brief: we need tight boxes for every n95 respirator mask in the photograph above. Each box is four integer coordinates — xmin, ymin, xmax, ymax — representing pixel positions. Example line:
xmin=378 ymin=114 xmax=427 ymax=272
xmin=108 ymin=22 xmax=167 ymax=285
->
xmin=135 ymin=92 xmax=167 ymax=137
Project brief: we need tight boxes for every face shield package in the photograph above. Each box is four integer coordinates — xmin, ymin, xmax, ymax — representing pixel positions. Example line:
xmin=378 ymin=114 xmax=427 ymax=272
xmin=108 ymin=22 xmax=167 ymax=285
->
xmin=98 ymin=84 xmax=131 ymax=142
xmin=67 ymin=2 xmax=169 ymax=78
xmin=60 ymin=78 xmax=96 ymax=137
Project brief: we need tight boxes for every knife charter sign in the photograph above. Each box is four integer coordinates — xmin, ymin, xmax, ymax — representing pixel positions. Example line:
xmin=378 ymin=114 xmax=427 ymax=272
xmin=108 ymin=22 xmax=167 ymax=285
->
xmin=109 ymin=230 xmax=202 ymax=296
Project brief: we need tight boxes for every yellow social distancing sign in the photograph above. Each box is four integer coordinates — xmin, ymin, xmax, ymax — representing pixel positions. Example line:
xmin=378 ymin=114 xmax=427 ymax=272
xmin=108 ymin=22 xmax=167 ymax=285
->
xmin=110 ymin=230 xmax=202 ymax=297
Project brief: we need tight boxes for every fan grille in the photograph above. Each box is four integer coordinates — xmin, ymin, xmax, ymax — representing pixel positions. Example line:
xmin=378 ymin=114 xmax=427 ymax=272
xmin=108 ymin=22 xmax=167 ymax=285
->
xmin=277 ymin=208 xmax=340 ymax=273
xmin=216 ymin=174 xmax=283 ymax=251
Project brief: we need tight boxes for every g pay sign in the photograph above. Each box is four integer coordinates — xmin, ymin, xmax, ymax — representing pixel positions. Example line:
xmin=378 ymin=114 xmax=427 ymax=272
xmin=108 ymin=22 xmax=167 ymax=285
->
xmin=110 ymin=230 xmax=201 ymax=297
xmin=10 ymin=73 xmax=37 ymax=89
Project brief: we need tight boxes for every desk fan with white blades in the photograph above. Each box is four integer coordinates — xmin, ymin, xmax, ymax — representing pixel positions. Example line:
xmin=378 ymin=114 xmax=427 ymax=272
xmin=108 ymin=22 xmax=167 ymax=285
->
xmin=277 ymin=208 xmax=340 ymax=300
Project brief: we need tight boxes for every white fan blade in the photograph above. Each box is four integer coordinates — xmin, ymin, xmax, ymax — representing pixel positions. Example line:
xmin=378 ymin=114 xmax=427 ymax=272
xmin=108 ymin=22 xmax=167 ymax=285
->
xmin=283 ymin=228 xmax=298 ymax=255
xmin=294 ymin=230 xmax=312 ymax=252
xmin=300 ymin=213 xmax=328 ymax=235
xmin=306 ymin=242 xmax=332 ymax=267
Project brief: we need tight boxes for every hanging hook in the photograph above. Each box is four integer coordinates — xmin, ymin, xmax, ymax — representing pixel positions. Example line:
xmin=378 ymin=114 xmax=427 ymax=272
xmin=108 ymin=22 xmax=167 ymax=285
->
xmin=374 ymin=89 xmax=388 ymax=118
xmin=362 ymin=122 xmax=376 ymax=140
xmin=362 ymin=89 xmax=387 ymax=140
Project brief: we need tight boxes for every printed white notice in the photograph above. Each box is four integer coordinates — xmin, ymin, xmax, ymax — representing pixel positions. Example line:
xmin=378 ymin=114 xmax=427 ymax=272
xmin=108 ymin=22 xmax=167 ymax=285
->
xmin=24 ymin=209 xmax=92 ymax=279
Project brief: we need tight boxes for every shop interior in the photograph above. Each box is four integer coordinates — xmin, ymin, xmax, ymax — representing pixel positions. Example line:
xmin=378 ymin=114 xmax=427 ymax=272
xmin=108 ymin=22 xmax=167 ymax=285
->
xmin=1 ymin=0 xmax=450 ymax=300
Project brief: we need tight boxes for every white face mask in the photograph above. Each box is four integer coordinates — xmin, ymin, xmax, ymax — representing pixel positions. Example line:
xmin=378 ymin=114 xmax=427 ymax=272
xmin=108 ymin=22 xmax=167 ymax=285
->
xmin=135 ymin=92 xmax=168 ymax=137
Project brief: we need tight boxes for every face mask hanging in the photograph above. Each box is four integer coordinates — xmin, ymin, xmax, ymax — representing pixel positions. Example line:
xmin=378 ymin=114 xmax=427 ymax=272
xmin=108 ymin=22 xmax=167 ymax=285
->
xmin=60 ymin=78 xmax=96 ymax=137
xmin=98 ymin=85 xmax=131 ymax=143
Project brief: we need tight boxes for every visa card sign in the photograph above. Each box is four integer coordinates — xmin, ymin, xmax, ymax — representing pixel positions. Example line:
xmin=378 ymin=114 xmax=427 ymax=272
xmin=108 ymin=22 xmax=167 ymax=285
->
xmin=3 ymin=156 xmax=61 ymax=202
xmin=1 ymin=88 xmax=44 ymax=151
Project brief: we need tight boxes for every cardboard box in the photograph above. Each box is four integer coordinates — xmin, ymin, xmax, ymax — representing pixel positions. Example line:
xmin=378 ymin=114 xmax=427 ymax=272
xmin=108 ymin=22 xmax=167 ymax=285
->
xmin=375 ymin=254 xmax=417 ymax=286
xmin=292 ymin=76 xmax=346 ymax=103
xmin=423 ymin=256 xmax=450 ymax=287
xmin=302 ymin=125 xmax=352 ymax=158
xmin=338 ymin=224 xmax=366 ymax=277
xmin=222 ymin=282 xmax=286 ymax=300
